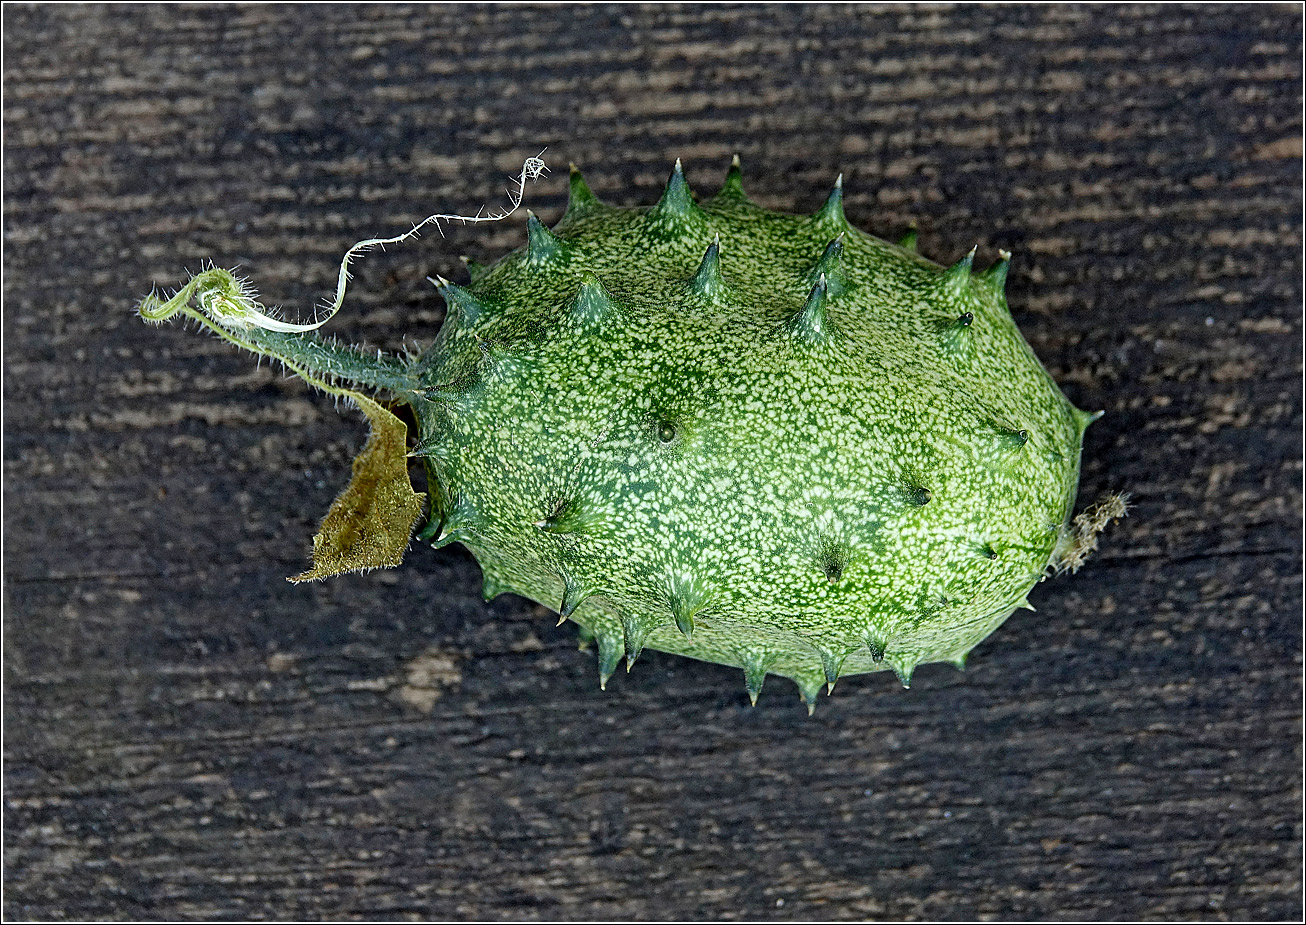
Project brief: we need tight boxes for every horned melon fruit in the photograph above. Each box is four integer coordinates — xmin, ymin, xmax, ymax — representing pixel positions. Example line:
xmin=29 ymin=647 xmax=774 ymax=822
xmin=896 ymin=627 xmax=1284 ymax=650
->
xmin=139 ymin=157 xmax=1102 ymax=709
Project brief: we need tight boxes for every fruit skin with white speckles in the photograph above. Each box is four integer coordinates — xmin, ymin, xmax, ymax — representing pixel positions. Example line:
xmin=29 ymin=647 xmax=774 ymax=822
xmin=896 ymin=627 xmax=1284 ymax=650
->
xmin=141 ymin=157 xmax=1102 ymax=711
xmin=413 ymin=158 xmax=1097 ymax=708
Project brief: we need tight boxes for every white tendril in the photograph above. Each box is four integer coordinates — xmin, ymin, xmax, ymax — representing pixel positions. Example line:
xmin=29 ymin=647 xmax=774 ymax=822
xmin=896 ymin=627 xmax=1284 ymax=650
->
xmin=230 ymin=151 xmax=548 ymax=333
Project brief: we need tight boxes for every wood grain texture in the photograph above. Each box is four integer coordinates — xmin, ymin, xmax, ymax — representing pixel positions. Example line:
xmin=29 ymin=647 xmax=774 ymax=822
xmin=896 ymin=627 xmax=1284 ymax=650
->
xmin=3 ymin=4 xmax=1301 ymax=920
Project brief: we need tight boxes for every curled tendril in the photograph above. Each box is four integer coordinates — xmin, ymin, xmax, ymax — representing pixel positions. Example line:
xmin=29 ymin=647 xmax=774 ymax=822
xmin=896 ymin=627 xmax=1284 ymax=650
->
xmin=138 ymin=265 xmax=263 ymax=327
xmin=136 ymin=265 xmax=359 ymax=399
xmin=138 ymin=152 xmax=549 ymax=336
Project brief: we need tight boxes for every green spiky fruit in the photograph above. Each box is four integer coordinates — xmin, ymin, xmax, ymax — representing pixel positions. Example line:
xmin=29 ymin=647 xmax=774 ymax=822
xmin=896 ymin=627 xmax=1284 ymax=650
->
xmin=139 ymin=157 xmax=1103 ymax=710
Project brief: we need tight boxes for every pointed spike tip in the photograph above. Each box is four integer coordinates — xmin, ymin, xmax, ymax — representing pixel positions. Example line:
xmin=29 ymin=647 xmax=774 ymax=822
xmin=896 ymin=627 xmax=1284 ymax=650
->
xmin=808 ymin=235 xmax=848 ymax=298
xmin=644 ymin=158 xmax=706 ymax=236
xmin=796 ymin=673 xmax=824 ymax=714
xmin=815 ymin=235 xmax=844 ymax=268
xmin=980 ymin=248 xmax=1012 ymax=293
xmin=565 ymin=162 xmax=600 ymax=214
xmin=569 ymin=272 xmax=619 ymax=330
xmin=716 ymin=154 xmax=750 ymax=202
xmin=892 ymin=660 xmax=915 ymax=689
xmin=526 ymin=211 xmax=568 ymax=264
xmin=427 ymin=495 xmax=478 ymax=550
xmin=743 ymin=651 xmax=771 ymax=707
xmin=558 ymin=575 xmax=592 ymax=622
xmin=408 ymin=433 xmax=444 ymax=459
xmin=622 ymin=613 xmax=653 ymax=672
xmin=597 ymin=631 xmax=622 ymax=690
xmin=430 ymin=530 xmax=462 ymax=550
xmin=459 ymin=255 xmax=487 ymax=282
xmin=658 ymin=159 xmax=695 ymax=211
xmin=536 ymin=495 xmax=594 ymax=536
xmin=863 ymin=628 xmax=888 ymax=663
xmin=786 ymin=273 xmax=835 ymax=342
xmin=813 ymin=173 xmax=848 ymax=229
xmin=688 ymin=235 xmax=728 ymax=302
xmin=942 ymin=247 xmax=980 ymax=300
xmin=819 ymin=647 xmax=845 ymax=695
xmin=666 ymin=576 xmax=710 ymax=642
xmin=434 ymin=278 xmax=486 ymax=326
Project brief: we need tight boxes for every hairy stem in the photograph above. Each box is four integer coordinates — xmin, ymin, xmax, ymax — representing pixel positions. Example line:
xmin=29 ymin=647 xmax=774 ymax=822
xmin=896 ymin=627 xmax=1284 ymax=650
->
xmin=240 ymin=326 xmax=414 ymax=393
xmin=138 ymin=267 xmax=414 ymax=395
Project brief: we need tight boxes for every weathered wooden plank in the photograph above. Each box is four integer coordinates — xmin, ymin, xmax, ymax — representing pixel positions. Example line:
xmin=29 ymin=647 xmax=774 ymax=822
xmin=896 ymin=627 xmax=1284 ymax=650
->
xmin=4 ymin=4 xmax=1301 ymax=920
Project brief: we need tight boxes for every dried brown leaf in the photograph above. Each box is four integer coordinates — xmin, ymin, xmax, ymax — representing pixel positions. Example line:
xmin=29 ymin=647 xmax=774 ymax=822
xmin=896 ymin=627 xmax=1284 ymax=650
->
xmin=290 ymin=393 xmax=425 ymax=583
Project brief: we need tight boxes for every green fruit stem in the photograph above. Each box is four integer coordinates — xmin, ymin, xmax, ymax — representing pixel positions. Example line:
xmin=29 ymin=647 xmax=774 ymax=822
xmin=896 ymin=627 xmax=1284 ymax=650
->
xmin=137 ymin=267 xmax=412 ymax=395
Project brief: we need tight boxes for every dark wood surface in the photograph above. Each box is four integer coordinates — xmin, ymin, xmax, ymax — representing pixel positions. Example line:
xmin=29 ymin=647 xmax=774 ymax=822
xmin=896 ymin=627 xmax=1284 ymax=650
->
xmin=4 ymin=4 xmax=1302 ymax=920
